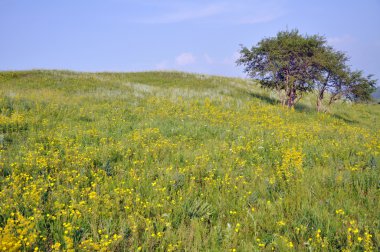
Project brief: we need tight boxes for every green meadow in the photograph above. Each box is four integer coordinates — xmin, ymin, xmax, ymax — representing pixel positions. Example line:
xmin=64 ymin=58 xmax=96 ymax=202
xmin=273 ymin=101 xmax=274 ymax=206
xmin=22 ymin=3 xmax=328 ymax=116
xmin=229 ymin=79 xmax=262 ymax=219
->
xmin=0 ymin=70 xmax=379 ymax=251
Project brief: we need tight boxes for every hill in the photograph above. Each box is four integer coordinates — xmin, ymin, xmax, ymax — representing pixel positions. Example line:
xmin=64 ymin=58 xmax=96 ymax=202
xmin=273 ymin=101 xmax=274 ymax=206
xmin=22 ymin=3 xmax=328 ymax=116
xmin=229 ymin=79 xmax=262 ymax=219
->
xmin=0 ymin=70 xmax=379 ymax=251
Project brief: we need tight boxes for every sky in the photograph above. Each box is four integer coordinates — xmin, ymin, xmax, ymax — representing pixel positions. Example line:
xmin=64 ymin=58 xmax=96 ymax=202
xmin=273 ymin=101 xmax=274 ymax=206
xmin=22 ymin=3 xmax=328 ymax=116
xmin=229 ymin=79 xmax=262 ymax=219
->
xmin=1 ymin=0 xmax=380 ymax=78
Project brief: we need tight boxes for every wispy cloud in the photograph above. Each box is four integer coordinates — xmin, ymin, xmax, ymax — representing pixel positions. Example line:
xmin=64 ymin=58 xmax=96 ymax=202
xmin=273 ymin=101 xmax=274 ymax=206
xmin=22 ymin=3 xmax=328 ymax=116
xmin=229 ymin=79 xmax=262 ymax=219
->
xmin=327 ymin=35 xmax=355 ymax=46
xmin=176 ymin=53 xmax=196 ymax=66
xmin=136 ymin=4 xmax=228 ymax=24
xmin=154 ymin=51 xmax=244 ymax=76
xmin=131 ymin=1 xmax=286 ymax=25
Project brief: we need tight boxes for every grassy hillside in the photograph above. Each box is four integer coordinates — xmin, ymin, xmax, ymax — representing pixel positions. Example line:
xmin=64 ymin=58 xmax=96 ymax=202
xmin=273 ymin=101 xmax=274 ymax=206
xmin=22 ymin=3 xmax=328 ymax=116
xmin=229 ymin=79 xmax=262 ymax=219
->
xmin=0 ymin=70 xmax=379 ymax=251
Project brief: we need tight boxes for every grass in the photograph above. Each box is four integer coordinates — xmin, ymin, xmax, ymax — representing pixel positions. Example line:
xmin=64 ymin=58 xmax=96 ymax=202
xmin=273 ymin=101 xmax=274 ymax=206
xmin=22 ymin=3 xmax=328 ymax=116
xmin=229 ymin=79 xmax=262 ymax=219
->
xmin=0 ymin=70 xmax=379 ymax=251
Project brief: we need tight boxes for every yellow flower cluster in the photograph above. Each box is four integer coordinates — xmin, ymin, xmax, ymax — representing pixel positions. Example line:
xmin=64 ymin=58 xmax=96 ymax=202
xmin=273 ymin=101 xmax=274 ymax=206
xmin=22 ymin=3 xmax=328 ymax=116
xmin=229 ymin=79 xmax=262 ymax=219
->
xmin=277 ymin=147 xmax=304 ymax=184
xmin=0 ymin=112 xmax=26 ymax=133
xmin=79 ymin=233 xmax=122 ymax=251
xmin=0 ymin=213 xmax=38 ymax=251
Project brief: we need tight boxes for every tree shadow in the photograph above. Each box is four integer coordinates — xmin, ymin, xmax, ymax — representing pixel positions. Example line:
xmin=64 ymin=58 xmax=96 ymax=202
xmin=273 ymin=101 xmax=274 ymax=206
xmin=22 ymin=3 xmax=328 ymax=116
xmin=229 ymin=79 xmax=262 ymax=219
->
xmin=247 ymin=92 xmax=363 ymax=125
xmin=248 ymin=92 xmax=313 ymax=112
xmin=331 ymin=114 xmax=359 ymax=124
xmin=248 ymin=92 xmax=278 ymax=105
xmin=294 ymin=103 xmax=313 ymax=113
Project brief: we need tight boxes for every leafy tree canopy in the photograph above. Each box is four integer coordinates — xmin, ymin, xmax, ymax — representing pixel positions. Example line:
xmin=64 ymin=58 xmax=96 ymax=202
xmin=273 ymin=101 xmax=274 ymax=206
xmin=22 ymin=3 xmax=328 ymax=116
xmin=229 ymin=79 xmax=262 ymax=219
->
xmin=237 ymin=29 xmax=377 ymax=110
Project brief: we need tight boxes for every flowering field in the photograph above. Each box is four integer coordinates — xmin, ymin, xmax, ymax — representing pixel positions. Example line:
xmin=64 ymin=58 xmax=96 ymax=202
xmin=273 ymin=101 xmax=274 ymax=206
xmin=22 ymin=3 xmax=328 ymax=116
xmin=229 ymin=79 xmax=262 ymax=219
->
xmin=0 ymin=70 xmax=379 ymax=251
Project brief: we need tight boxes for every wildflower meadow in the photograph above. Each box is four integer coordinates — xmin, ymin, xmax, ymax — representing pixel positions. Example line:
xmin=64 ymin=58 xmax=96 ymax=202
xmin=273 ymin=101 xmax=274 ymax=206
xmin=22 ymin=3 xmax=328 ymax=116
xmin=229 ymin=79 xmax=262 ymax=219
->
xmin=0 ymin=70 xmax=379 ymax=251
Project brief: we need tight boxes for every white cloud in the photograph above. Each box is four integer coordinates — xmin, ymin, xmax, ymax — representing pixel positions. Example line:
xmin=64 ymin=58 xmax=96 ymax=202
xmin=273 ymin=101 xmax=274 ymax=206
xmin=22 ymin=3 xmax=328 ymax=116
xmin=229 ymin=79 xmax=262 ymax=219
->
xmin=327 ymin=35 xmax=355 ymax=46
xmin=176 ymin=53 xmax=196 ymax=66
xmin=154 ymin=51 xmax=241 ymax=76
xmin=136 ymin=4 xmax=227 ymax=24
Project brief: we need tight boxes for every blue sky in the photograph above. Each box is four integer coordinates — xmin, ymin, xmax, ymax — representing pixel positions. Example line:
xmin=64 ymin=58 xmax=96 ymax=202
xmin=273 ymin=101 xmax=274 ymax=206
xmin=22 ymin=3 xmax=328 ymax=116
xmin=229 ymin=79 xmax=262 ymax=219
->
xmin=1 ymin=0 xmax=379 ymax=78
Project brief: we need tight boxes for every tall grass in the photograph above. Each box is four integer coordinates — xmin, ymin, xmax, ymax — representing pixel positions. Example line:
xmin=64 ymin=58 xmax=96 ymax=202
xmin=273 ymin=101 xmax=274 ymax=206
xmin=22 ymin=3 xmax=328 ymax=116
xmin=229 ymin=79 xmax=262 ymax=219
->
xmin=0 ymin=70 xmax=379 ymax=251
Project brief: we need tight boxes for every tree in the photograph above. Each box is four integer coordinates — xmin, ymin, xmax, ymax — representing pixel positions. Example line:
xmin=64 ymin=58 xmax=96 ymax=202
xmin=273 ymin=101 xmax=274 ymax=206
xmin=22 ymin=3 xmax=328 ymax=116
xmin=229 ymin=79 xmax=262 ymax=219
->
xmin=237 ymin=30 xmax=325 ymax=108
xmin=312 ymin=47 xmax=376 ymax=111
xmin=312 ymin=46 xmax=348 ymax=112
xmin=328 ymin=70 xmax=376 ymax=105
xmin=237 ymin=29 xmax=377 ymax=110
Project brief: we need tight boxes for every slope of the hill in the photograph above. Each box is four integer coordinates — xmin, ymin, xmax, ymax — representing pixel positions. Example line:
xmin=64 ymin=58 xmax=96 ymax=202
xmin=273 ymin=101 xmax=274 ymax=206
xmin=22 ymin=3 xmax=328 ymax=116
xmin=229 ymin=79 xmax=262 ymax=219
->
xmin=0 ymin=70 xmax=379 ymax=251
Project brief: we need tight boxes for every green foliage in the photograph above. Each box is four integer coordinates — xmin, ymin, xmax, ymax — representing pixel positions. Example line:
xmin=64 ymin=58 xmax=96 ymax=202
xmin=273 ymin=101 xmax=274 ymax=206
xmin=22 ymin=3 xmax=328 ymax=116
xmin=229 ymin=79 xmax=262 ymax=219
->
xmin=237 ymin=29 xmax=327 ymax=108
xmin=340 ymin=71 xmax=377 ymax=103
xmin=237 ymin=29 xmax=377 ymax=110
xmin=0 ymin=70 xmax=379 ymax=251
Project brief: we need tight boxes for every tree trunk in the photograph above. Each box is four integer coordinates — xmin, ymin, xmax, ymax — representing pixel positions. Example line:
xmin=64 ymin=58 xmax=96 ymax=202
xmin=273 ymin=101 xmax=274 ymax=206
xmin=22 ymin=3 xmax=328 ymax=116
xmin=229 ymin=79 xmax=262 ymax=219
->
xmin=317 ymin=74 xmax=329 ymax=112
xmin=284 ymin=71 xmax=290 ymax=107
xmin=317 ymin=90 xmax=324 ymax=112
xmin=328 ymin=93 xmax=339 ymax=106
xmin=286 ymin=88 xmax=297 ymax=108
xmin=317 ymin=98 xmax=322 ymax=112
